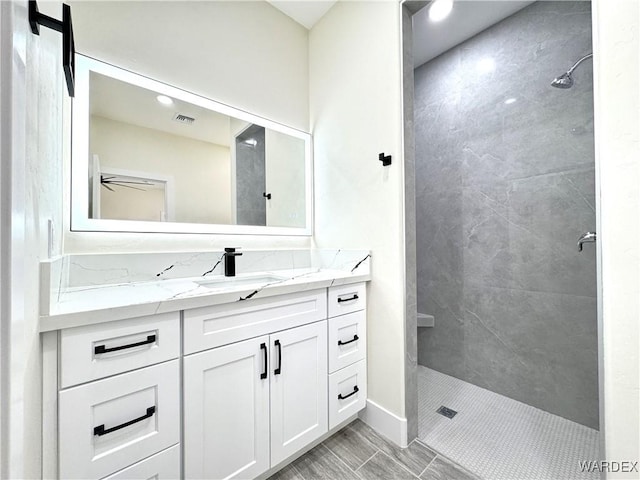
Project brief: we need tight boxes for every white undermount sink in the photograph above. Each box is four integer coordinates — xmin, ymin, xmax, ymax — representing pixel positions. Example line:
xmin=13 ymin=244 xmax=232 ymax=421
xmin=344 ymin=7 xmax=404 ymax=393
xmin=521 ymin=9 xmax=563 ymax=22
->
xmin=196 ymin=274 xmax=287 ymax=289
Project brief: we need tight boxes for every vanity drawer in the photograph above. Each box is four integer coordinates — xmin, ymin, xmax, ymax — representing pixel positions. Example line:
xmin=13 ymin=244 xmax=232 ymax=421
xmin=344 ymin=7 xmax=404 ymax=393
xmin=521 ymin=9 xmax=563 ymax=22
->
xmin=328 ymin=360 xmax=367 ymax=430
xmin=101 ymin=444 xmax=180 ymax=480
xmin=328 ymin=310 xmax=366 ymax=373
xmin=183 ymin=289 xmax=327 ymax=354
xmin=59 ymin=360 xmax=180 ymax=479
xmin=328 ymin=283 xmax=366 ymax=318
xmin=60 ymin=312 xmax=180 ymax=388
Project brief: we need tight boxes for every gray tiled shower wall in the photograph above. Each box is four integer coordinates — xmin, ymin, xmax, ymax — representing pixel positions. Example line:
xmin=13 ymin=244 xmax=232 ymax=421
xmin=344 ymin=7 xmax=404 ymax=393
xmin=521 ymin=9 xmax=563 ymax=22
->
xmin=236 ymin=124 xmax=267 ymax=225
xmin=415 ymin=1 xmax=598 ymax=428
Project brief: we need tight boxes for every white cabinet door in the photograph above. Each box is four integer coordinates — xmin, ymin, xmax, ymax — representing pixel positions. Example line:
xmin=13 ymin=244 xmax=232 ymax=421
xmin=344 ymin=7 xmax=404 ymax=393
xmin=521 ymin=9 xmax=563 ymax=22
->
xmin=270 ymin=321 xmax=328 ymax=466
xmin=184 ymin=336 xmax=270 ymax=480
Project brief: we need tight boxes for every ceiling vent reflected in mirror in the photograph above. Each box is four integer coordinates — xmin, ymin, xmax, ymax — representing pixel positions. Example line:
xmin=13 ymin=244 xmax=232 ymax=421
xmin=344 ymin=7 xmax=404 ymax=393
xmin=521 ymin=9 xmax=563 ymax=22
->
xmin=173 ymin=113 xmax=196 ymax=125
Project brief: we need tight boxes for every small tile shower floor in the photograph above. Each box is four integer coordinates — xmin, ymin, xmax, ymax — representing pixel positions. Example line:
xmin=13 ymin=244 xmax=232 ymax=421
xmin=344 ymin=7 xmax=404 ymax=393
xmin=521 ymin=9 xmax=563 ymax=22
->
xmin=268 ymin=418 xmax=478 ymax=480
xmin=418 ymin=366 xmax=600 ymax=480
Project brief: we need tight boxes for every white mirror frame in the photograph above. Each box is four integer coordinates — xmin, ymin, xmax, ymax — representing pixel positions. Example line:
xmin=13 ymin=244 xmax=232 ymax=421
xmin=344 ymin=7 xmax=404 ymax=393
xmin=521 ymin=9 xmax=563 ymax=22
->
xmin=71 ymin=55 xmax=313 ymax=236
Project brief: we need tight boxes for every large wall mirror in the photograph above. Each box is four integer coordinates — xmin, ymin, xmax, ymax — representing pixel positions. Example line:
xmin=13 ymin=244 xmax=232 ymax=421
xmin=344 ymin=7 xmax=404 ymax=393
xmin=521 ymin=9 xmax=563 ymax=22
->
xmin=71 ymin=55 xmax=312 ymax=235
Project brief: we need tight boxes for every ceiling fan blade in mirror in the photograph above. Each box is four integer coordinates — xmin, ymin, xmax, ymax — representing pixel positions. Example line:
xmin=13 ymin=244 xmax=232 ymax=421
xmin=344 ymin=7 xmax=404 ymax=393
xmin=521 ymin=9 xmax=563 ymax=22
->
xmin=104 ymin=180 xmax=156 ymax=186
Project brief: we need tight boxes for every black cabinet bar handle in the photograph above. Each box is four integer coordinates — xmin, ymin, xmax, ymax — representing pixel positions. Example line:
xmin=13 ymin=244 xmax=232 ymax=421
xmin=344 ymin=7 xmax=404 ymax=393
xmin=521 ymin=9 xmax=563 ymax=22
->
xmin=338 ymin=386 xmax=359 ymax=400
xmin=260 ymin=343 xmax=268 ymax=379
xmin=337 ymin=294 xmax=359 ymax=303
xmin=274 ymin=340 xmax=282 ymax=375
xmin=94 ymin=335 xmax=156 ymax=355
xmin=338 ymin=334 xmax=359 ymax=346
xmin=93 ymin=406 xmax=156 ymax=436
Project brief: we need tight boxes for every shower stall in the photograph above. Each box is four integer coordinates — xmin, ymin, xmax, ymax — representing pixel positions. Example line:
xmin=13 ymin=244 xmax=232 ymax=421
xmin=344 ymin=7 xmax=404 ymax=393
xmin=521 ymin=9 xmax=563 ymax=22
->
xmin=412 ymin=1 xmax=598 ymax=478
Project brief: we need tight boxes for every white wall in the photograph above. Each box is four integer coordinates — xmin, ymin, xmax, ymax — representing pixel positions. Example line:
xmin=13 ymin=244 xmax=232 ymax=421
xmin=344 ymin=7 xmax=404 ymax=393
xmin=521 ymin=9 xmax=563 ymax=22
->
xmin=592 ymin=0 xmax=640 ymax=475
xmin=91 ymin=116 xmax=232 ymax=224
xmin=65 ymin=1 xmax=311 ymax=254
xmin=265 ymin=129 xmax=306 ymax=228
xmin=310 ymin=1 xmax=407 ymax=423
xmin=101 ymin=186 xmax=167 ymax=223
xmin=0 ymin=1 xmax=65 ymax=477
xmin=69 ymin=1 xmax=309 ymax=131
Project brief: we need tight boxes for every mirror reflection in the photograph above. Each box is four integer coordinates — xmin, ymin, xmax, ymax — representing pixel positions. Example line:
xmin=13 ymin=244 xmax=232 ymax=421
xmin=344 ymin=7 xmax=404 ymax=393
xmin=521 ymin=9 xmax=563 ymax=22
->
xmin=86 ymin=69 xmax=307 ymax=229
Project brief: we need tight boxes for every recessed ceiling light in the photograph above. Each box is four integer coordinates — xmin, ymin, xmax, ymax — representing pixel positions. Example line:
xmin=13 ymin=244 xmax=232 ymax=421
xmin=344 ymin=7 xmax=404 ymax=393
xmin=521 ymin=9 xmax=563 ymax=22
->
xmin=429 ymin=0 xmax=453 ymax=22
xmin=244 ymin=138 xmax=257 ymax=146
xmin=156 ymin=95 xmax=173 ymax=106
xmin=504 ymin=98 xmax=517 ymax=105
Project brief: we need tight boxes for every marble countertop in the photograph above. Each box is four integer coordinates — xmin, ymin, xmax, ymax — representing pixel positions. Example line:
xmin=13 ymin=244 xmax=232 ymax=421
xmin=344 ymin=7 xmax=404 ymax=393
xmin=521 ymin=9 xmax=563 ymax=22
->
xmin=40 ymin=249 xmax=371 ymax=331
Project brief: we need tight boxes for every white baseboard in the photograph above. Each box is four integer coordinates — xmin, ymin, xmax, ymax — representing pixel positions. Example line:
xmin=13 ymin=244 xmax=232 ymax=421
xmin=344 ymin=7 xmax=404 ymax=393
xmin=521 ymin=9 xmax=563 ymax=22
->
xmin=358 ymin=399 xmax=408 ymax=448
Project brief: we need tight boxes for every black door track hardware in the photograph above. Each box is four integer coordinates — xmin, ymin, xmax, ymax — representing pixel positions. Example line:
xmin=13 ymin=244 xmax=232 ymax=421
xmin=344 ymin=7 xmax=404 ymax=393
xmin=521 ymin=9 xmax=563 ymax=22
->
xmin=263 ymin=192 xmax=272 ymax=200
xmin=379 ymin=153 xmax=392 ymax=167
xmin=29 ymin=1 xmax=75 ymax=97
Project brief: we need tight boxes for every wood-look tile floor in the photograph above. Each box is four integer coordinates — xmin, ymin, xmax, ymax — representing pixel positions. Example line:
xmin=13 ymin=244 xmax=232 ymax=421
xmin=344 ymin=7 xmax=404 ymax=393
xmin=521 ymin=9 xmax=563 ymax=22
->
xmin=268 ymin=419 xmax=479 ymax=480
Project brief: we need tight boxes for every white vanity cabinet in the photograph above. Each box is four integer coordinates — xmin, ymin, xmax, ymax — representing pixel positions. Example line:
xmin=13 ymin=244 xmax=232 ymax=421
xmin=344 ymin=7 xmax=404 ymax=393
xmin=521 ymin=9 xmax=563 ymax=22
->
xmin=54 ymin=312 xmax=181 ymax=480
xmin=47 ymin=282 xmax=368 ymax=480
xmin=327 ymin=284 xmax=368 ymax=429
xmin=183 ymin=289 xmax=329 ymax=479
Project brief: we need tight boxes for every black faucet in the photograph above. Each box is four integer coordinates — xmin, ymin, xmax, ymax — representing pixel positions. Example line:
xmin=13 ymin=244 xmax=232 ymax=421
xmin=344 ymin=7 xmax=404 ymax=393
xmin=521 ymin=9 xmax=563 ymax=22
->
xmin=224 ymin=247 xmax=243 ymax=277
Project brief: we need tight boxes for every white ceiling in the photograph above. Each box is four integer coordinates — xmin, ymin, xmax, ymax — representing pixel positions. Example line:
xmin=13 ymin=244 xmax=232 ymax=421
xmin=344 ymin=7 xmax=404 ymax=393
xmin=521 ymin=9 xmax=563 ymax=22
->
xmin=267 ymin=1 xmax=337 ymax=29
xmin=413 ymin=0 xmax=535 ymax=68
xmin=90 ymin=72 xmax=232 ymax=147
xmin=267 ymin=1 xmax=535 ymax=64
xmin=90 ymin=1 xmax=536 ymax=136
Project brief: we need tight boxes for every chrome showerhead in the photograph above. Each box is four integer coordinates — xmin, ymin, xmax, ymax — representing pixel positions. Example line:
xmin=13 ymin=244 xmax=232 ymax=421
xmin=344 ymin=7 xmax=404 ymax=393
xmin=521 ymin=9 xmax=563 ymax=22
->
xmin=551 ymin=53 xmax=593 ymax=89
xmin=551 ymin=72 xmax=574 ymax=89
